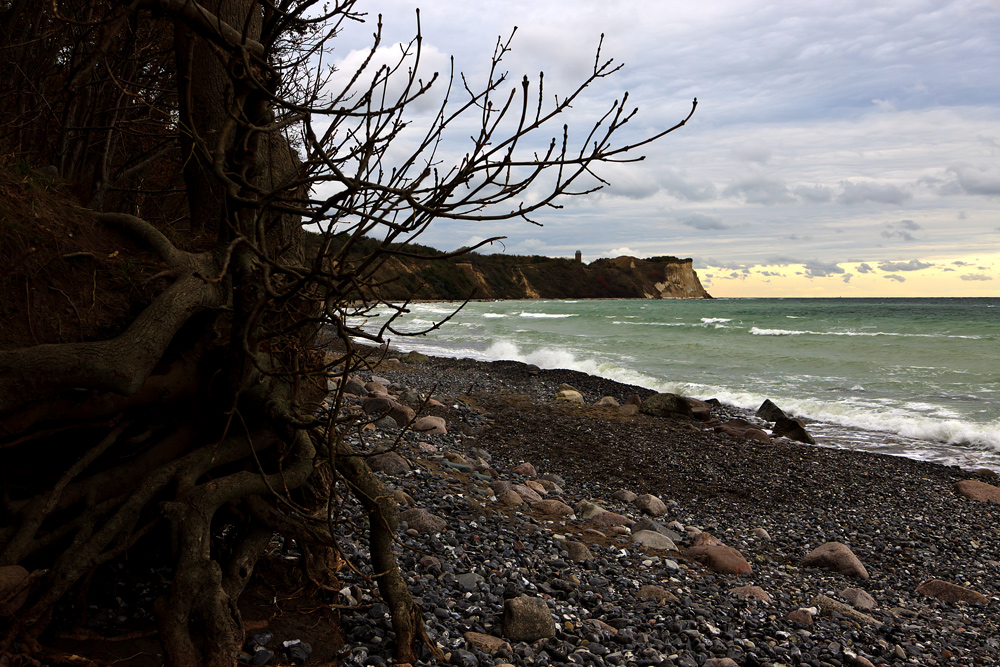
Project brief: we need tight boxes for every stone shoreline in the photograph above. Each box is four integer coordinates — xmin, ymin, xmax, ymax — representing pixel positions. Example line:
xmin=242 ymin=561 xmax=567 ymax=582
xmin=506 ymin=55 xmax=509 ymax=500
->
xmin=310 ymin=349 xmax=1000 ymax=667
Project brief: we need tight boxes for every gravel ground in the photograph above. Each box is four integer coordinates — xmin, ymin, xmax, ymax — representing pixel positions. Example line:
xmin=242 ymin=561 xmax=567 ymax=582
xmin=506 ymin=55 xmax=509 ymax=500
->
xmin=308 ymin=351 xmax=1000 ymax=667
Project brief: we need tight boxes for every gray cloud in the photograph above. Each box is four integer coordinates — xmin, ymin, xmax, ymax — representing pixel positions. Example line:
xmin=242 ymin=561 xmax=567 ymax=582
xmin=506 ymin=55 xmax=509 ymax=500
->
xmin=803 ymin=260 xmax=846 ymax=278
xmin=884 ymin=274 xmax=906 ymax=282
xmin=881 ymin=219 xmax=921 ymax=241
xmin=842 ymin=273 xmax=853 ymax=283
xmin=794 ymin=184 xmax=834 ymax=203
xmin=961 ymin=273 xmax=993 ymax=281
xmin=838 ymin=181 xmax=912 ymax=205
xmin=732 ymin=145 xmax=772 ymax=164
xmin=952 ymin=260 xmax=972 ymax=266
xmin=877 ymin=259 xmax=933 ymax=272
xmin=659 ymin=169 xmax=718 ymax=202
xmin=946 ymin=163 xmax=1000 ymax=197
xmin=680 ymin=213 xmax=729 ymax=230
xmin=856 ymin=263 xmax=875 ymax=274
xmin=722 ymin=174 xmax=795 ymax=205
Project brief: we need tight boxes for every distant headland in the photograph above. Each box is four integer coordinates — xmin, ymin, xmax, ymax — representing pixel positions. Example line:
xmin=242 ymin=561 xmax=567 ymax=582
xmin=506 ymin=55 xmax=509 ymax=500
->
xmin=314 ymin=235 xmax=712 ymax=300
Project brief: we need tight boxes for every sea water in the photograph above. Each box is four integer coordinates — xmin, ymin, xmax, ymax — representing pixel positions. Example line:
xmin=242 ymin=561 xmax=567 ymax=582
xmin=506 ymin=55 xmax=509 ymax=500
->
xmin=364 ymin=298 xmax=1000 ymax=473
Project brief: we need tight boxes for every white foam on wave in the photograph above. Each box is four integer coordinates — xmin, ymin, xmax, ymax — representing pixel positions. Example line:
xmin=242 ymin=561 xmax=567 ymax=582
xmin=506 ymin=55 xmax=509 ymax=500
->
xmin=611 ymin=321 xmax=688 ymax=327
xmin=480 ymin=341 xmax=665 ymax=389
xmin=481 ymin=313 xmax=507 ymax=319
xmin=750 ymin=327 xmax=983 ymax=339
xmin=769 ymin=396 xmax=1000 ymax=452
xmin=518 ymin=312 xmax=578 ymax=319
xmin=701 ymin=317 xmax=732 ymax=324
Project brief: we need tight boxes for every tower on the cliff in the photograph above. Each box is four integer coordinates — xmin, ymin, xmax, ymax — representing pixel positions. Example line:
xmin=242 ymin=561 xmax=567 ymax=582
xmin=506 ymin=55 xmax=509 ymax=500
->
xmin=575 ymin=250 xmax=582 ymax=263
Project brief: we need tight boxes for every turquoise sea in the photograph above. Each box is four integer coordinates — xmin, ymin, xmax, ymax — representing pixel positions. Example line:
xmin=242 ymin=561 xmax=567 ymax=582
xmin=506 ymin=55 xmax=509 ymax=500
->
xmin=367 ymin=298 xmax=1000 ymax=472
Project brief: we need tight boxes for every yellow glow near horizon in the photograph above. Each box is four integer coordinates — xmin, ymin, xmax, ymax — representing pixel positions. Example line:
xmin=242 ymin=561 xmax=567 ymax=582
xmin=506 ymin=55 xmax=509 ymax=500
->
xmin=701 ymin=253 xmax=1000 ymax=298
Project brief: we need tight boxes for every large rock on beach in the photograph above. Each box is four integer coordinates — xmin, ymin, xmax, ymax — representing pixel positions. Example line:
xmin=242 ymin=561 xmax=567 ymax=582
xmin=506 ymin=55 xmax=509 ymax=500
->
xmin=589 ymin=511 xmax=632 ymax=527
xmin=367 ymin=452 xmax=411 ymax=475
xmin=503 ymin=595 xmax=555 ymax=642
xmin=801 ymin=542 xmax=869 ymax=579
xmin=631 ymin=530 xmax=677 ymax=551
xmin=364 ymin=380 xmax=388 ymax=395
xmin=463 ymin=632 xmax=511 ymax=657
xmin=634 ymin=493 xmax=668 ymax=516
xmin=915 ymin=579 xmax=989 ymax=604
xmin=772 ymin=417 xmax=816 ymax=444
xmin=575 ymin=500 xmax=607 ymax=520
xmin=398 ymin=508 xmax=446 ymax=533
xmin=685 ymin=545 xmax=752 ymax=575
xmin=497 ymin=490 xmax=523 ymax=507
xmin=562 ymin=541 xmax=594 ymax=562
xmin=523 ymin=480 xmax=547 ymax=495
xmin=412 ymin=415 xmax=447 ymax=434
xmin=361 ymin=396 xmax=414 ymax=428
xmin=715 ymin=420 xmax=770 ymax=443
xmin=637 ymin=584 xmax=677 ymax=602
xmin=530 ymin=499 xmax=574 ymax=516
xmin=640 ymin=392 xmax=694 ymax=419
xmin=812 ymin=594 xmax=882 ymax=626
xmin=955 ymin=479 xmax=1000 ymax=503
xmin=842 ymin=587 xmax=877 ymax=611
xmin=612 ymin=489 xmax=637 ymax=503
xmin=342 ymin=376 xmax=368 ymax=396
xmin=685 ymin=397 xmax=714 ymax=421
xmin=512 ymin=484 xmax=543 ymax=503
xmin=400 ymin=351 xmax=431 ymax=364
xmin=555 ymin=388 xmax=584 ymax=403
xmin=755 ymin=399 xmax=787 ymax=422
xmin=511 ymin=462 xmax=537 ymax=476
xmin=730 ymin=585 xmax=772 ymax=603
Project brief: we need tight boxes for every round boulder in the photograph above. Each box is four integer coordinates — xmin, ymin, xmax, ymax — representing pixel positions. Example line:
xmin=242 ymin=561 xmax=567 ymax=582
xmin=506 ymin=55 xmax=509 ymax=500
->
xmin=634 ymin=493 xmax=669 ymax=516
xmin=502 ymin=595 xmax=555 ymax=642
xmin=368 ymin=452 xmax=411 ymax=475
xmin=640 ymin=392 xmax=694 ymax=419
xmin=631 ymin=530 xmax=677 ymax=551
xmin=398 ymin=508 xmax=447 ymax=534
xmin=686 ymin=545 xmax=752 ymax=575
xmin=801 ymin=542 xmax=869 ymax=580
xmin=955 ymin=479 xmax=1000 ymax=503
xmin=412 ymin=415 xmax=447 ymax=434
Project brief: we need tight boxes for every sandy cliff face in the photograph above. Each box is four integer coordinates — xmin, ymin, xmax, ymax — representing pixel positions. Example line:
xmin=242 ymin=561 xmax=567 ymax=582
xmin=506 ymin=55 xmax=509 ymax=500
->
xmin=653 ymin=258 xmax=711 ymax=299
xmin=587 ymin=256 xmax=712 ymax=299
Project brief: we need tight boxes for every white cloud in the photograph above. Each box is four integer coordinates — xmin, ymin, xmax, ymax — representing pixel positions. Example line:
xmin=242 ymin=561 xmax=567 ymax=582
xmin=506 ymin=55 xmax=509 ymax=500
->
xmin=877 ymin=259 xmax=934 ymax=272
xmin=607 ymin=246 xmax=639 ymax=257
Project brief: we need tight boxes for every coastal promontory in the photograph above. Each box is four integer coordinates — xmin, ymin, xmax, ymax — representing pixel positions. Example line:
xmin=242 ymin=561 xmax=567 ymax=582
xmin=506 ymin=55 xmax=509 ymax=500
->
xmin=320 ymin=235 xmax=712 ymax=300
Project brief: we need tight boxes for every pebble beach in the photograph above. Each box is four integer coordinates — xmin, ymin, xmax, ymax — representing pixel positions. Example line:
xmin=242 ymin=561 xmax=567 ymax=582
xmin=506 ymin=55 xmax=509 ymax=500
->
xmin=299 ymin=349 xmax=1000 ymax=667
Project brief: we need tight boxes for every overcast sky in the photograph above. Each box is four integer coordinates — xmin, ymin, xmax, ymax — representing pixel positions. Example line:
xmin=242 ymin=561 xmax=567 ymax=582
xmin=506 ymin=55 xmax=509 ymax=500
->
xmin=326 ymin=0 xmax=1000 ymax=297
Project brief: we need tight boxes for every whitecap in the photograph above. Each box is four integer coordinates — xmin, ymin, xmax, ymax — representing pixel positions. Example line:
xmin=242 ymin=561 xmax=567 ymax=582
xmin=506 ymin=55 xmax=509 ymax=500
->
xmin=518 ymin=312 xmax=578 ymax=319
